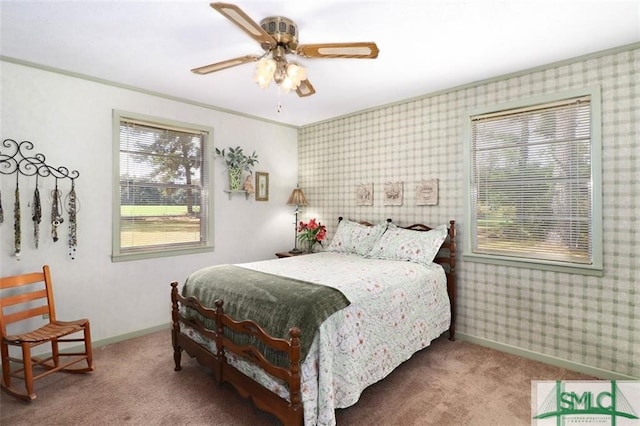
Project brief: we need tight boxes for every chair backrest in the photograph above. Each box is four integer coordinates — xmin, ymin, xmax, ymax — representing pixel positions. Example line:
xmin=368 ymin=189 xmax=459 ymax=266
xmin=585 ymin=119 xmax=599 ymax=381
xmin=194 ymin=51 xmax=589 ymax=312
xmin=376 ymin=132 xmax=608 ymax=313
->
xmin=0 ymin=265 xmax=56 ymax=338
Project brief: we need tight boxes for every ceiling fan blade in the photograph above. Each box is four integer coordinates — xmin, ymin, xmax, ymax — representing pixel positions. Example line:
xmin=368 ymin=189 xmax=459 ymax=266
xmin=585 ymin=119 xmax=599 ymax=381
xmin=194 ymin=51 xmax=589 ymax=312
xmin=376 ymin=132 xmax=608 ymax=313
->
xmin=296 ymin=42 xmax=379 ymax=59
xmin=296 ymin=79 xmax=316 ymax=97
xmin=191 ymin=55 xmax=259 ymax=75
xmin=211 ymin=2 xmax=276 ymax=49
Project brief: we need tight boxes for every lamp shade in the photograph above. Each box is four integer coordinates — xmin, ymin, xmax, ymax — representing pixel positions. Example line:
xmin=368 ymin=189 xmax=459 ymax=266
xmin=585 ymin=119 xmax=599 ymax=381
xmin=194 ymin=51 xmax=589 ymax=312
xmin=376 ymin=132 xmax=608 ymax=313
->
xmin=286 ymin=188 xmax=308 ymax=206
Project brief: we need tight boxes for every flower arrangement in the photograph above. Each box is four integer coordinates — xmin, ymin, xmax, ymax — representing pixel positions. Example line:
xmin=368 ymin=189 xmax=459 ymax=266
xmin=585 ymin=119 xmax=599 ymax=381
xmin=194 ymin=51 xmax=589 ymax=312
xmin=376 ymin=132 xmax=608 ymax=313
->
xmin=297 ymin=218 xmax=327 ymax=253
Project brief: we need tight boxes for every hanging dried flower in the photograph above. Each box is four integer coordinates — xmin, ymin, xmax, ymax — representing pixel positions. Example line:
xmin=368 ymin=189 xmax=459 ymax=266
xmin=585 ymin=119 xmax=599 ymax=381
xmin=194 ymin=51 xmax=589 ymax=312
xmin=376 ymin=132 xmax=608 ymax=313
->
xmin=51 ymin=184 xmax=63 ymax=243
xmin=14 ymin=186 xmax=21 ymax=258
xmin=67 ymin=183 xmax=77 ymax=260
xmin=32 ymin=186 xmax=41 ymax=248
xmin=0 ymin=189 xmax=4 ymax=223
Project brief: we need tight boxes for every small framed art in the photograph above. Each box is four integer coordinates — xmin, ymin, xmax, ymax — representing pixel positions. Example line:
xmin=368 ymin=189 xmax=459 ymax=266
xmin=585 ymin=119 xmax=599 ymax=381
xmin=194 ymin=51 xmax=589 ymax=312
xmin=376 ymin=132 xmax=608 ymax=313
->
xmin=383 ymin=181 xmax=403 ymax=206
xmin=356 ymin=183 xmax=373 ymax=206
xmin=255 ymin=172 xmax=269 ymax=201
xmin=416 ymin=179 xmax=438 ymax=205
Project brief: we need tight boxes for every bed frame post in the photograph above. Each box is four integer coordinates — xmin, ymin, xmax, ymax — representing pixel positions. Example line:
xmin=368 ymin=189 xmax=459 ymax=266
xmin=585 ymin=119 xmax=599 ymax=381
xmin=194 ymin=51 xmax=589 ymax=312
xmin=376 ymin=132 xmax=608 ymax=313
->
xmin=448 ymin=220 xmax=456 ymax=341
xmin=213 ymin=299 xmax=226 ymax=384
xmin=170 ymin=281 xmax=183 ymax=371
xmin=287 ymin=327 xmax=304 ymax=425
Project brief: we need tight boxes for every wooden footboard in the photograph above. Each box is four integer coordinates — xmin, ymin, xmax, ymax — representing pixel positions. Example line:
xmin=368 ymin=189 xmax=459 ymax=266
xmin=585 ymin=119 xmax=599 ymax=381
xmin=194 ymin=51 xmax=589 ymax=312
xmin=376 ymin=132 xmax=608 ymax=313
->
xmin=170 ymin=282 xmax=304 ymax=426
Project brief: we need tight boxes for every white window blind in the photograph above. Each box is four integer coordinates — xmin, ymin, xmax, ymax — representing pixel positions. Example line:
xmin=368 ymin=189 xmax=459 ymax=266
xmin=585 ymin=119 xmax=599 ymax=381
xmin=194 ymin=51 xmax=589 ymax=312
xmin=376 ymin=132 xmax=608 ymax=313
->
xmin=117 ymin=116 xmax=210 ymax=256
xmin=470 ymin=95 xmax=594 ymax=266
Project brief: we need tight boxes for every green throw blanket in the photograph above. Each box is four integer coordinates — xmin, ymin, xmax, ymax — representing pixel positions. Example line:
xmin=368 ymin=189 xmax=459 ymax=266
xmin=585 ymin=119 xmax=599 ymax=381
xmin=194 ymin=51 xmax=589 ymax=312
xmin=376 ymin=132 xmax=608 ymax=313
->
xmin=182 ymin=264 xmax=351 ymax=367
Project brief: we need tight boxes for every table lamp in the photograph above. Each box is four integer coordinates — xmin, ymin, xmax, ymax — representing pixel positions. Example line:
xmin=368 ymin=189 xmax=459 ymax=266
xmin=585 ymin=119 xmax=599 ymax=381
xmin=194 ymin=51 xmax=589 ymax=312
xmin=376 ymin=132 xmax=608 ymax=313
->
xmin=286 ymin=186 xmax=308 ymax=253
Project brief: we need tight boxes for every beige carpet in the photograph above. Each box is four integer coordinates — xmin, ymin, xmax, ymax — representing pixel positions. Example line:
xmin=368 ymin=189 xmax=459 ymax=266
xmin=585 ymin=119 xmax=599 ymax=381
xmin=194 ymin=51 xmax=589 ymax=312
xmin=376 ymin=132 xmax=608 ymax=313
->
xmin=0 ymin=329 xmax=592 ymax=425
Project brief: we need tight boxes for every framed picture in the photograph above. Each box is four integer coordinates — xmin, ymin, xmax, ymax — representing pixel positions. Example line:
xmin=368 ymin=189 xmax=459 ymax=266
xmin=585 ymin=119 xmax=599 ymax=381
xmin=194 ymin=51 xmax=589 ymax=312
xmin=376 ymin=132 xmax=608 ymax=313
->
xmin=356 ymin=183 xmax=373 ymax=206
xmin=383 ymin=181 xmax=403 ymax=206
xmin=255 ymin=172 xmax=269 ymax=201
xmin=416 ymin=179 xmax=439 ymax=205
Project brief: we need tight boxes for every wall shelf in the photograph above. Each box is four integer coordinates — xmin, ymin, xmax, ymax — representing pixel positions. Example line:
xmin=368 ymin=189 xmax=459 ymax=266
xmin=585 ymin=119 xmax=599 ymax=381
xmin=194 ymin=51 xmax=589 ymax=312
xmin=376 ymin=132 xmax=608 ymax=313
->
xmin=223 ymin=190 xmax=249 ymax=200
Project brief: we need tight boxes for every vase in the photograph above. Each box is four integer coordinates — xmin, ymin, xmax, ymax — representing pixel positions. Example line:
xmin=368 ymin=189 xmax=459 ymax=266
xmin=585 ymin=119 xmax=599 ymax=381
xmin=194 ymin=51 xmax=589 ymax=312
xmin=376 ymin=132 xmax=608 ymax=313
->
xmin=304 ymin=240 xmax=316 ymax=253
xmin=228 ymin=167 xmax=243 ymax=191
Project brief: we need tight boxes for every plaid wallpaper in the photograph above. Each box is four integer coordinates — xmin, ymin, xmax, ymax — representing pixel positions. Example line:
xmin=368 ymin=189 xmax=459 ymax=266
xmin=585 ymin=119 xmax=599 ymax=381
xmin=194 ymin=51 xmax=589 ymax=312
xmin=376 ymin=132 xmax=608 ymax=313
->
xmin=298 ymin=46 xmax=639 ymax=378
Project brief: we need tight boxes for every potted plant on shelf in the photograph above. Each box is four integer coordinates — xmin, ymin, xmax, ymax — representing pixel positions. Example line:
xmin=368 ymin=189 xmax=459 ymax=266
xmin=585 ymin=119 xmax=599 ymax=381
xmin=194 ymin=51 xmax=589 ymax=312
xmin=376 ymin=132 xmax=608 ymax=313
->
xmin=215 ymin=146 xmax=259 ymax=191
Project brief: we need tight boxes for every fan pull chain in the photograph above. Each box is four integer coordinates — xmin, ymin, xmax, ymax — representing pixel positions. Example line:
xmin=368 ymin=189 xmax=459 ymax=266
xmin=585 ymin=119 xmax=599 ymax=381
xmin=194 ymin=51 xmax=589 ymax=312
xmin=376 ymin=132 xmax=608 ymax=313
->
xmin=67 ymin=180 xmax=78 ymax=260
xmin=276 ymin=86 xmax=283 ymax=113
xmin=51 ymin=179 xmax=64 ymax=243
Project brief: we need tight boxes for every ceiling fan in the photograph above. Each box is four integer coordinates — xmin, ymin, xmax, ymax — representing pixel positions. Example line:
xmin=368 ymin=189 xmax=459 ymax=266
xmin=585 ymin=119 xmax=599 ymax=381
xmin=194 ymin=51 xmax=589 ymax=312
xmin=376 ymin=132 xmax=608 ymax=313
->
xmin=191 ymin=2 xmax=379 ymax=97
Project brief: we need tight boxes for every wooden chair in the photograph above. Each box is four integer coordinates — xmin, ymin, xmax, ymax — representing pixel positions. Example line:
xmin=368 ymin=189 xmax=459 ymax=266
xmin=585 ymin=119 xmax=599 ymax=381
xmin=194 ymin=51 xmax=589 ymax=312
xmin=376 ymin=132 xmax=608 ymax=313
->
xmin=0 ymin=265 xmax=94 ymax=401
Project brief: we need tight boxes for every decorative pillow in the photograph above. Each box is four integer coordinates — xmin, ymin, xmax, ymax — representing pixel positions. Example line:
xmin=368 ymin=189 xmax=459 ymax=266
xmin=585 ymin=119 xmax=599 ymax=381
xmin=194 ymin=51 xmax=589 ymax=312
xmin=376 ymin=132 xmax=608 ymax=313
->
xmin=326 ymin=219 xmax=388 ymax=256
xmin=367 ymin=224 xmax=448 ymax=266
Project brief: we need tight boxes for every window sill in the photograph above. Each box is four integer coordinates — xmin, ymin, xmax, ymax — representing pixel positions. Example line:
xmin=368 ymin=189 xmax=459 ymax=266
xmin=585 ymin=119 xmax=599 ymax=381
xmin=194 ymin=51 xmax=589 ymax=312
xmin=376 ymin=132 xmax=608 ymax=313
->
xmin=462 ymin=253 xmax=604 ymax=277
xmin=112 ymin=245 xmax=214 ymax=262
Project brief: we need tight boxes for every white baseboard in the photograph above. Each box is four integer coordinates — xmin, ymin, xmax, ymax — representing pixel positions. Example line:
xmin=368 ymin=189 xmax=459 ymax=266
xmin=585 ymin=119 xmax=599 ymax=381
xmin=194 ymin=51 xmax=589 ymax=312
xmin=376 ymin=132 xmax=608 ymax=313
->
xmin=92 ymin=323 xmax=171 ymax=348
xmin=0 ymin=324 xmax=172 ymax=369
xmin=456 ymin=332 xmax=638 ymax=381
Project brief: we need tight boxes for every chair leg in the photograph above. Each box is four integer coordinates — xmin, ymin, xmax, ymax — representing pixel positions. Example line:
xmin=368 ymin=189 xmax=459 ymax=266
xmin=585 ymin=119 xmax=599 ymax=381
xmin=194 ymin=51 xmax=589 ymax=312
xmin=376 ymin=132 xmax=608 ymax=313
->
xmin=22 ymin=343 xmax=36 ymax=400
xmin=84 ymin=324 xmax=94 ymax=371
xmin=1 ymin=341 xmax=36 ymax=401
xmin=60 ymin=324 xmax=94 ymax=373
xmin=1 ymin=342 xmax=11 ymax=389
xmin=51 ymin=338 xmax=60 ymax=369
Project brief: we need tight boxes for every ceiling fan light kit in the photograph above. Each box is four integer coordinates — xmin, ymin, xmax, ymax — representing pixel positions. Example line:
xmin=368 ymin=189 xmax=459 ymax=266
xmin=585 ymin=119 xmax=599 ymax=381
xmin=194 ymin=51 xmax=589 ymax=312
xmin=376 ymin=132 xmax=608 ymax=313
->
xmin=253 ymin=45 xmax=307 ymax=93
xmin=191 ymin=2 xmax=379 ymax=98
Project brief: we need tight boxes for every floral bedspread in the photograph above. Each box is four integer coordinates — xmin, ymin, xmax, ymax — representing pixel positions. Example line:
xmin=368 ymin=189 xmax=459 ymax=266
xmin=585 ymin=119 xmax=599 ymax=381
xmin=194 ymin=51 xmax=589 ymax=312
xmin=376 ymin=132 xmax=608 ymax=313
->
xmin=182 ymin=252 xmax=450 ymax=426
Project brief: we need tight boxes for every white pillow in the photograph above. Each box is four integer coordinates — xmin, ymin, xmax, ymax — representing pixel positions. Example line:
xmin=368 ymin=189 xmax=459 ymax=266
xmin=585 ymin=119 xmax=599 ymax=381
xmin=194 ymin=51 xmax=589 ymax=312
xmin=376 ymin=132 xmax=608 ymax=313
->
xmin=367 ymin=224 xmax=448 ymax=266
xmin=326 ymin=219 xmax=387 ymax=256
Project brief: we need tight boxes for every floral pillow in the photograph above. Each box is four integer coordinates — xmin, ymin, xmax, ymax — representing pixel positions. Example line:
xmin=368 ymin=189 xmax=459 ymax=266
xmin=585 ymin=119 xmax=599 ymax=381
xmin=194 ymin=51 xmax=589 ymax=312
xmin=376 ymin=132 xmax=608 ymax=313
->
xmin=326 ymin=219 xmax=388 ymax=256
xmin=367 ymin=224 xmax=448 ymax=266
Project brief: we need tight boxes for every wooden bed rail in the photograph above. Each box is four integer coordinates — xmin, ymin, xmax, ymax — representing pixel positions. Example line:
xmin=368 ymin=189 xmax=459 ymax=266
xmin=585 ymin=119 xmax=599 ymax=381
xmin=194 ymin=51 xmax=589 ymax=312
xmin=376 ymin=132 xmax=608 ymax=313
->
xmin=170 ymin=282 xmax=304 ymax=426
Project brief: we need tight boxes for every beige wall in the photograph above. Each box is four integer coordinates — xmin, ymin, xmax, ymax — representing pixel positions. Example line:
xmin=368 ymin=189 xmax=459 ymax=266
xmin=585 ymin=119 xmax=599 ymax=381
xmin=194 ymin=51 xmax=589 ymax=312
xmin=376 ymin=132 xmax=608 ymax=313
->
xmin=298 ymin=45 xmax=639 ymax=378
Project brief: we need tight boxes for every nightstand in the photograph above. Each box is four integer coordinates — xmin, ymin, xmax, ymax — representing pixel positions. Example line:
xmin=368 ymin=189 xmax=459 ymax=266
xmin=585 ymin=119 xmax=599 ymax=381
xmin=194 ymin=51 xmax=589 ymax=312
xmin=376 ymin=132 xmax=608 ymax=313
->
xmin=275 ymin=251 xmax=308 ymax=258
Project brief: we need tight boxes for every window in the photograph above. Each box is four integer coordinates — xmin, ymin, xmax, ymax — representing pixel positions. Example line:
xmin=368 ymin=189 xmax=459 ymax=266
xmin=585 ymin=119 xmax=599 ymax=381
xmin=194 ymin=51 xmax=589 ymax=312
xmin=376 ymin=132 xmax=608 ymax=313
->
xmin=464 ymin=88 xmax=602 ymax=275
xmin=112 ymin=110 xmax=214 ymax=261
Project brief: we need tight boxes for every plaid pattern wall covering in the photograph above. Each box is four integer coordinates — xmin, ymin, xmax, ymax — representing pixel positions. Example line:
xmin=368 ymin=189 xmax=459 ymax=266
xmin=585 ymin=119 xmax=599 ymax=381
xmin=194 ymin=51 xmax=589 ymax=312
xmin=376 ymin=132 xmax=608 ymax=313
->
xmin=298 ymin=46 xmax=639 ymax=378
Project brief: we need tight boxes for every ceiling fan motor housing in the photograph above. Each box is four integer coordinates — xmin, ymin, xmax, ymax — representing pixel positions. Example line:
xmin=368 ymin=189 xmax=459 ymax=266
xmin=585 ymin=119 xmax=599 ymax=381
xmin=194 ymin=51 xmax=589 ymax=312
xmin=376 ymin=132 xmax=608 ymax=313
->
xmin=260 ymin=16 xmax=298 ymax=51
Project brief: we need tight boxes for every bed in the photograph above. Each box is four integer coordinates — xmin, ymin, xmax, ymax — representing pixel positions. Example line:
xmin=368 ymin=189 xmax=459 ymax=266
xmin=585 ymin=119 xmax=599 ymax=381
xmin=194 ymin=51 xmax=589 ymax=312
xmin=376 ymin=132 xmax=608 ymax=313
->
xmin=170 ymin=218 xmax=456 ymax=425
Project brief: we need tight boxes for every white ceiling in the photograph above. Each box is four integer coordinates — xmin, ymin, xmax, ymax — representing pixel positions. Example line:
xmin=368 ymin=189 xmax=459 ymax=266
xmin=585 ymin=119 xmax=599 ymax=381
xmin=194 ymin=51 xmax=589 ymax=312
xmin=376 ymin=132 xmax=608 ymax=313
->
xmin=1 ymin=1 xmax=639 ymax=127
